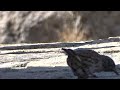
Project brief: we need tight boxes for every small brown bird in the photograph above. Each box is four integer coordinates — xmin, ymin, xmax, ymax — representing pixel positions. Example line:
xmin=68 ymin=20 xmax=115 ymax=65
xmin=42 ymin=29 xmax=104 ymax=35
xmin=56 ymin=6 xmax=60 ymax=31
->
xmin=62 ymin=48 xmax=119 ymax=79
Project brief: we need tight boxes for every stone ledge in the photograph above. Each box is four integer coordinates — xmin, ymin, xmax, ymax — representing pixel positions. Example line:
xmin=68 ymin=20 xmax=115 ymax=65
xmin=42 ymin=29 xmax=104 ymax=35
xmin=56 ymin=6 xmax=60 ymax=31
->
xmin=0 ymin=37 xmax=120 ymax=79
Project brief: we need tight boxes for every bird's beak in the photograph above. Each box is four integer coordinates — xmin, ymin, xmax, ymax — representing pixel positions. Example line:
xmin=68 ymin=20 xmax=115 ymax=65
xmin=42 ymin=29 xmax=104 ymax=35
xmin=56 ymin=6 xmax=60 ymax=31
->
xmin=62 ymin=48 xmax=69 ymax=55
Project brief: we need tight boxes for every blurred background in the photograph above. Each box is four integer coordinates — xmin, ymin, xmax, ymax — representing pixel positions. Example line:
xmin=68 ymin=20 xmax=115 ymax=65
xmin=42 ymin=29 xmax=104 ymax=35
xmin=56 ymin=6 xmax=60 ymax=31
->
xmin=0 ymin=11 xmax=120 ymax=44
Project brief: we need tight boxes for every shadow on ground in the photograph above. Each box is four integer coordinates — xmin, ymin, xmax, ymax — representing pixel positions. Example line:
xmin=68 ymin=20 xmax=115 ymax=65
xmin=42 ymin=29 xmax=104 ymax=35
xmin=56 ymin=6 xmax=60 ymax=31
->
xmin=0 ymin=66 xmax=76 ymax=79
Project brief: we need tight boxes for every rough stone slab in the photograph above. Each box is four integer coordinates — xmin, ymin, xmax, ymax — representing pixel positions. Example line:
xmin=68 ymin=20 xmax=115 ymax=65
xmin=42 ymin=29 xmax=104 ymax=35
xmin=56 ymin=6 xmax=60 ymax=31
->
xmin=0 ymin=37 xmax=120 ymax=79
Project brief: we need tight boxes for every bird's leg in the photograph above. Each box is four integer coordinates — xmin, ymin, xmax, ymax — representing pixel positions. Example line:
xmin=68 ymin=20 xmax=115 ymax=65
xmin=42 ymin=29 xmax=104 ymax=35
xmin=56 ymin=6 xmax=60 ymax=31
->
xmin=84 ymin=69 xmax=98 ymax=78
xmin=113 ymin=69 xmax=119 ymax=75
xmin=89 ymin=73 xmax=97 ymax=78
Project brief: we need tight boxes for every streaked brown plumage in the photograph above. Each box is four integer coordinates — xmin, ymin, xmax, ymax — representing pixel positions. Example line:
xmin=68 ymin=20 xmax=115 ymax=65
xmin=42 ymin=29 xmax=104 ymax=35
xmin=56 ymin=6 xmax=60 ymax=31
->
xmin=62 ymin=48 xmax=119 ymax=79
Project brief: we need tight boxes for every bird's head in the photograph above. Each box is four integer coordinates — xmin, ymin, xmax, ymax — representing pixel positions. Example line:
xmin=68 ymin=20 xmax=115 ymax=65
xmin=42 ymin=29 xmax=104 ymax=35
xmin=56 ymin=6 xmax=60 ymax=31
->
xmin=62 ymin=48 xmax=82 ymax=62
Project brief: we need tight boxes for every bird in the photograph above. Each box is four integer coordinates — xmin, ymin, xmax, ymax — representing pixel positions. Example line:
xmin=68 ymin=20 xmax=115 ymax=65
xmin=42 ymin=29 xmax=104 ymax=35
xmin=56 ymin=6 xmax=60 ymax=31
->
xmin=62 ymin=48 xmax=119 ymax=79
